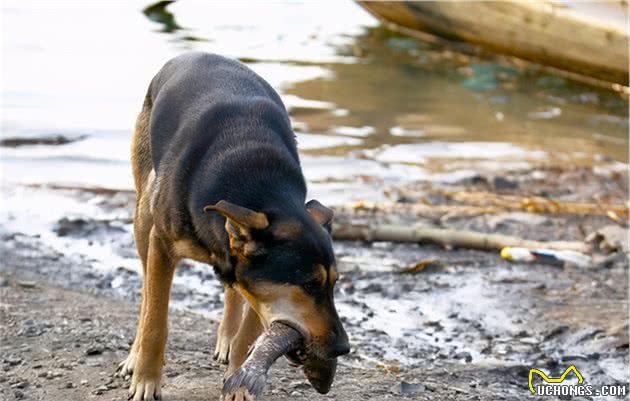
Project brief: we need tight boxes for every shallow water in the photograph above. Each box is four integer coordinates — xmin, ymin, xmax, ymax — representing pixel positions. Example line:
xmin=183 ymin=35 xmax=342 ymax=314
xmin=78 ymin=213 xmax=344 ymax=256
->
xmin=2 ymin=0 xmax=628 ymax=199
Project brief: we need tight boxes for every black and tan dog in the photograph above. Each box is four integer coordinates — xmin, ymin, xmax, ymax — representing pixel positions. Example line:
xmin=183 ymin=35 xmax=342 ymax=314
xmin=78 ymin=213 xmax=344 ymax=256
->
xmin=118 ymin=52 xmax=349 ymax=401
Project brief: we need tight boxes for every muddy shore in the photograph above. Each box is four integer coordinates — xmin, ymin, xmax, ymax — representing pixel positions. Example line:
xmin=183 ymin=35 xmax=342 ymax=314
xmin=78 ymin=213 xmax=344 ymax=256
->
xmin=0 ymin=234 xmax=530 ymax=401
xmin=1 ymin=163 xmax=628 ymax=401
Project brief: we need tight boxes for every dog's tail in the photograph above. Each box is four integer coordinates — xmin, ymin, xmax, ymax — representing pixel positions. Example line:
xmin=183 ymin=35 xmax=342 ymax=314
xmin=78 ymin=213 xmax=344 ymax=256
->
xmin=130 ymin=87 xmax=154 ymax=196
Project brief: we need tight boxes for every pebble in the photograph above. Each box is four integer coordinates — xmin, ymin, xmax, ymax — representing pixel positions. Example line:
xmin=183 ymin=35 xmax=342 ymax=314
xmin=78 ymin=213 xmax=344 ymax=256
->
xmin=531 ymin=170 xmax=546 ymax=180
xmin=493 ymin=176 xmax=519 ymax=190
xmin=4 ymin=356 xmax=22 ymax=366
xmin=289 ymin=380 xmax=310 ymax=390
xmin=94 ymin=384 xmax=109 ymax=395
xmin=40 ymin=371 xmax=63 ymax=379
xmin=85 ymin=345 xmax=103 ymax=356
xmin=454 ymin=351 xmax=473 ymax=363
xmin=400 ymin=381 xmax=425 ymax=393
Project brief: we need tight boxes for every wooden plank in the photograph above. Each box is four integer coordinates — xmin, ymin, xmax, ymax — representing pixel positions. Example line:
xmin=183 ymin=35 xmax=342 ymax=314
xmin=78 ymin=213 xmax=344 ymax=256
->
xmin=359 ymin=1 xmax=629 ymax=85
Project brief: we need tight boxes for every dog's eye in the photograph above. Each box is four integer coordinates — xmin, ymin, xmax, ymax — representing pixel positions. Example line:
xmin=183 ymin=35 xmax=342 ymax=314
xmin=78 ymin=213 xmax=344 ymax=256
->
xmin=302 ymin=278 xmax=320 ymax=293
xmin=304 ymin=269 xmax=327 ymax=290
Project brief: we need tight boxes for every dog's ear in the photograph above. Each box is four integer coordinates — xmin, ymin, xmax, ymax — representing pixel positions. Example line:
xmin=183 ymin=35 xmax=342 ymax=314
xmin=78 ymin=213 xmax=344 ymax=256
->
xmin=204 ymin=200 xmax=269 ymax=257
xmin=306 ymin=199 xmax=334 ymax=233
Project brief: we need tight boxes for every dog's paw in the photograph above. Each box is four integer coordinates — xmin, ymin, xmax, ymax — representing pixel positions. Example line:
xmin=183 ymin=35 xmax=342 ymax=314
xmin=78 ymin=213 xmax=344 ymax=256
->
xmin=221 ymin=388 xmax=255 ymax=401
xmin=222 ymin=367 xmax=266 ymax=401
xmin=128 ymin=374 xmax=161 ymax=401
xmin=117 ymin=351 xmax=137 ymax=378
xmin=214 ymin=333 xmax=231 ymax=365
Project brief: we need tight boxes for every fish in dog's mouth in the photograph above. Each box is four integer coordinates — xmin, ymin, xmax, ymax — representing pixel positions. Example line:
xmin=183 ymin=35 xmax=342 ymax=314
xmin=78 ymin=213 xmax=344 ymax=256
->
xmin=276 ymin=320 xmax=338 ymax=394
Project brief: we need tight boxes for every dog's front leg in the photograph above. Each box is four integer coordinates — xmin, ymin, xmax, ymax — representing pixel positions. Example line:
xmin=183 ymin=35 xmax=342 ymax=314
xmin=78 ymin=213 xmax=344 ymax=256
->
xmin=129 ymin=228 xmax=176 ymax=401
xmin=225 ymin=304 xmax=264 ymax=377
xmin=214 ymin=286 xmax=244 ymax=364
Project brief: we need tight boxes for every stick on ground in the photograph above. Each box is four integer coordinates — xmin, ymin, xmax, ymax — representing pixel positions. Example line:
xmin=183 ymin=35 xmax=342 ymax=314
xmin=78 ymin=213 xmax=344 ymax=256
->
xmin=332 ymin=223 xmax=589 ymax=253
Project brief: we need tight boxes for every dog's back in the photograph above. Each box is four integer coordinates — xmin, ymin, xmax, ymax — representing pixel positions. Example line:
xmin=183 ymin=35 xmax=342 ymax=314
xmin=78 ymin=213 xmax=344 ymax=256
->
xmin=148 ymin=52 xmax=296 ymax=171
xmin=135 ymin=52 xmax=308 ymax=262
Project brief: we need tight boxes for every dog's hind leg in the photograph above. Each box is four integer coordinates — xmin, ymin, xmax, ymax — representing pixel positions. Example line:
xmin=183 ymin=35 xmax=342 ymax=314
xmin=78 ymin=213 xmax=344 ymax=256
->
xmin=119 ymin=93 xmax=154 ymax=377
xmin=214 ymin=286 xmax=244 ymax=364
xmin=118 ymin=185 xmax=154 ymax=376
xmin=128 ymin=228 xmax=176 ymax=401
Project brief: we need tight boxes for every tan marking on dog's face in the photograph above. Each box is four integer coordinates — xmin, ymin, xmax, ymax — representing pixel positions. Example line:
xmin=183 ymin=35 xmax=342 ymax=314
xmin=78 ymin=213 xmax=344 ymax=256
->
xmin=234 ymin=282 xmax=329 ymax=341
xmin=272 ymin=219 xmax=302 ymax=240
xmin=289 ymin=285 xmax=329 ymax=339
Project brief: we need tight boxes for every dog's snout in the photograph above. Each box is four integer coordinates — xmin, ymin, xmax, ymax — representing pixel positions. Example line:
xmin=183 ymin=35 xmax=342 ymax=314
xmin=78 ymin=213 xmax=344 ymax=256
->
xmin=328 ymin=323 xmax=350 ymax=357
xmin=331 ymin=341 xmax=350 ymax=357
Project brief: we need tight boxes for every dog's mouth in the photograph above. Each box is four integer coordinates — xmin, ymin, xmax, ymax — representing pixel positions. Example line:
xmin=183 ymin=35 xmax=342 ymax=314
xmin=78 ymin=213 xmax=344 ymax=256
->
xmin=303 ymin=355 xmax=337 ymax=394
xmin=286 ymin=348 xmax=337 ymax=394
xmin=274 ymin=320 xmax=337 ymax=394
xmin=286 ymin=348 xmax=308 ymax=366
xmin=275 ymin=320 xmax=309 ymax=366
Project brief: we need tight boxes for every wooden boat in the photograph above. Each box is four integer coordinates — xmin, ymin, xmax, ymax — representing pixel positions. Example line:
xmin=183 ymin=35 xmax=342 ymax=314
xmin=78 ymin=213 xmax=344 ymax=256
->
xmin=358 ymin=1 xmax=629 ymax=86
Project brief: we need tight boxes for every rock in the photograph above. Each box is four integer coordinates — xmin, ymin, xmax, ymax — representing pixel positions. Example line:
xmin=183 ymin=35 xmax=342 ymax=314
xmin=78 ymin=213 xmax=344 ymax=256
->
xmin=400 ymin=381 xmax=425 ymax=393
xmin=530 ymin=170 xmax=547 ymax=180
xmin=95 ymin=384 xmax=109 ymax=394
xmin=11 ymin=381 xmax=27 ymax=389
xmin=85 ymin=345 xmax=103 ymax=356
xmin=362 ymin=283 xmax=383 ymax=293
xmin=4 ymin=356 xmax=22 ymax=367
xmin=454 ymin=351 xmax=473 ymax=362
xmin=424 ymin=383 xmax=437 ymax=392
xmin=0 ymin=277 xmax=8 ymax=287
xmin=289 ymin=381 xmax=311 ymax=390
xmin=587 ymin=225 xmax=629 ymax=253
xmin=42 ymin=371 xmax=63 ymax=380
xmin=53 ymin=217 xmax=86 ymax=237
xmin=493 ymin=176 xmax=519 ymax=190
xmin=17 ymin=320 xmax=44 ymax=337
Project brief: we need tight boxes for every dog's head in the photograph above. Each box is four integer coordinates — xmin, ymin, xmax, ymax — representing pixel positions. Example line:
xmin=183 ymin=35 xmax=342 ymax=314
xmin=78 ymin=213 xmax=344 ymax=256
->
xmin=204 ymin=199 xmax=349 ymax=393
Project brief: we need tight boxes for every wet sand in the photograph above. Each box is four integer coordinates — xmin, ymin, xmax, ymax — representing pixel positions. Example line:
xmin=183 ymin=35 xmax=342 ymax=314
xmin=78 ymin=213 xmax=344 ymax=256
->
xmin=1 ymin=163 xmax=628 ymax=401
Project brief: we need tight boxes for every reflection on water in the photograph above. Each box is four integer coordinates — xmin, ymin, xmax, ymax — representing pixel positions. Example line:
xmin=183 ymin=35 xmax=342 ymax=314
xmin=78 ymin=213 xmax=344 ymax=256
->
xmin=143 ymin=1 xmax=182 ymax=34
xmin=286 ymin=26 xmax=628 ymax=164
xmin=2 ymin=0 xmax=628 ymax=199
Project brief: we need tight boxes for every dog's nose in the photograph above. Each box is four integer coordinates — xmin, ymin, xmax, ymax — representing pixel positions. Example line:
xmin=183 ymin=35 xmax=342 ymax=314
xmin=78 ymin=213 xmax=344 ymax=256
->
xmin=331 ymin=342 xmax=350 ymax=357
